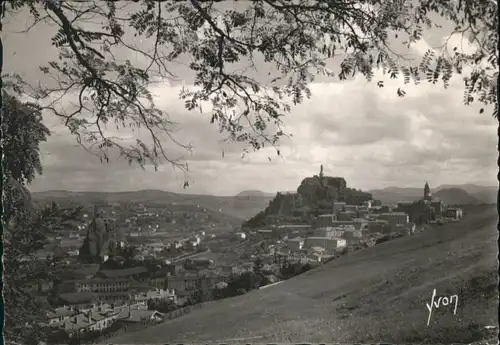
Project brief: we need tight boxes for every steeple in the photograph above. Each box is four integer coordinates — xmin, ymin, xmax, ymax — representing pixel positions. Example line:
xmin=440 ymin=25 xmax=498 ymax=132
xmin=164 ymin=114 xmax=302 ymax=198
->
xmin=424 ymin=182 xmax=432 ymax=201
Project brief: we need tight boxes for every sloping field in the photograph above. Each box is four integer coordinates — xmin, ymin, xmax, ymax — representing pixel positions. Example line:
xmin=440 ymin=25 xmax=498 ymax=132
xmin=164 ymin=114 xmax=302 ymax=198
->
xmin=109 ymin=205 xmax=498 ymax=344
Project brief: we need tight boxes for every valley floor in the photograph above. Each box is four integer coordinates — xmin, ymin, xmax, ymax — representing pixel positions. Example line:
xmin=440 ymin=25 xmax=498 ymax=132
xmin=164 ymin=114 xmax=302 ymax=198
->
xmin=108 ymin=205 xmax=498 ymax=344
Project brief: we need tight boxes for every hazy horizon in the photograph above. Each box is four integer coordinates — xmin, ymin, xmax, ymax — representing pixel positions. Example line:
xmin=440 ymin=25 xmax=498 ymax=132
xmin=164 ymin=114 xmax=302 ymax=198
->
xmin=29 ymin=181 xmax=496 ymax=198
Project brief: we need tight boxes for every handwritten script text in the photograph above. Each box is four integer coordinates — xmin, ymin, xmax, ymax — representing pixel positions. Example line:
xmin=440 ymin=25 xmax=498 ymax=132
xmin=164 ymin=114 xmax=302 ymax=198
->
xmin=426 ymin=288 xmax=458 ymax=326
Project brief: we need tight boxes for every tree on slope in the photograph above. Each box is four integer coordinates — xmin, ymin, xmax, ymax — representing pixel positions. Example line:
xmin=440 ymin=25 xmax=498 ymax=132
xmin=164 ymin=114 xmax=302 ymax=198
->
xmin=1 ymin=92 xmax=59 ymax=344
xmin=1 ymin=0 xmax=497 ymax=179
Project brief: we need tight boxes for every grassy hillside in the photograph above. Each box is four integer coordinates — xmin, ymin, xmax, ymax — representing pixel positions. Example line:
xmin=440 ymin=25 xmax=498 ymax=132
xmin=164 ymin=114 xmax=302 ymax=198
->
xmin=31 ymin=189 xmax=273 ymax=220
xmin=109 ymin=204 xmax=498 ymax=344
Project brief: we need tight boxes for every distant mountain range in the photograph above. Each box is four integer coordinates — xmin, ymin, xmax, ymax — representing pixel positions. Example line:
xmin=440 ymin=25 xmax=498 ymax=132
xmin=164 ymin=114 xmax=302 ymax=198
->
xmin=368 ymin=184 xmax=497 ymax=205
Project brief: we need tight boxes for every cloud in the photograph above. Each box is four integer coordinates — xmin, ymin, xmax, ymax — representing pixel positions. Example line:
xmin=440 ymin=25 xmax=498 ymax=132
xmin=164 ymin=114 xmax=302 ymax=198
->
xmin=4 ymin=9 xmax=493 ymax=195
xmin=28 ymin=59 xmax=497 ymax=196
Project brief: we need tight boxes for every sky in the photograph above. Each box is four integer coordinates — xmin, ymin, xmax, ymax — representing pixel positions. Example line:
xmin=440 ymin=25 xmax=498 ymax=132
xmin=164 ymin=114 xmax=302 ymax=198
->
xmin=2 ymin=3 xmax=497 ymax=196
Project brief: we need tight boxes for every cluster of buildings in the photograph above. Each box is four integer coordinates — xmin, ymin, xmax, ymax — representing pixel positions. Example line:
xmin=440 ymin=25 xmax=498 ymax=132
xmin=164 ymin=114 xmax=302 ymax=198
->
xmin=43 ymin=261 xmax=232 ymax=338
xmin=33 ymin=208 xmax=254 ymax=340
xmin=53 ymin=267 xmax=175 ymax=305
xmin=396 ymin=182 xmax=464 ymax=224
xmin=255 ymin=203 xmax=401 ymax=263
xmin=34 ymin=182 xmax=465 ymax=341
xmin=44 ymin=301 xmax=163 ymax=338
xmin=252 ymin=183 xmax=463 ymax=263
xmin=35 ymin=200 xmax=229 ymax=264
xmin=119 ymin=203 xmax=234 ymax=236
xmin=52 ymin=263 xmax=232 ymax=304
xmin=32 ymin=220 xmax=212 ymax=268
xmin=128 ymin=231 xmax=211 ymax=261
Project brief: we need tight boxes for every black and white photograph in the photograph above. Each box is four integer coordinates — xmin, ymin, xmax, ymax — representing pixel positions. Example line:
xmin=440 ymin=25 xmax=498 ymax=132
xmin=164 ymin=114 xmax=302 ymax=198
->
xmin=1 ymin=1 xmax=498 ymax=344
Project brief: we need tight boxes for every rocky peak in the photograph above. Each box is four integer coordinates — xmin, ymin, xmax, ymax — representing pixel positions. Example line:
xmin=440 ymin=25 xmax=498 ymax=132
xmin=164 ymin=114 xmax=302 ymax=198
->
xmin=296 ymin=166 xmax=347 ymax=209
xmin=79 ymin=206 xmax=121 ymax=264
xmin=243 ymin=166 xmax=368 ymax=228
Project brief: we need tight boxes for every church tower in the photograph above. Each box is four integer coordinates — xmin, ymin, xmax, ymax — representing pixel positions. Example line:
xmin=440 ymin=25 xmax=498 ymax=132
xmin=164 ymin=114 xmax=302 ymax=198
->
xmin=424 ymin=182 xmax=432 ymax=201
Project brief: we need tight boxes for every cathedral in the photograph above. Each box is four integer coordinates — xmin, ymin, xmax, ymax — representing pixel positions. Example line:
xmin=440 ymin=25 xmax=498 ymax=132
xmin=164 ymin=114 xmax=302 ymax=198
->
xmin=397 ymin=182 xmax=445 ymax=224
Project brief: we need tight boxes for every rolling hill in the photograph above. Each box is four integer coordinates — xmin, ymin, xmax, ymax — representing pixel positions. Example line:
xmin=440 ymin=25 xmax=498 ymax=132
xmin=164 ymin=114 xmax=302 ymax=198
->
xmin=236 ymin=190 xmax=275 ymax=197
xmin=109 ymin=204 xmax=498 ymax=344
xmin=31 ymin=189 xmax=273 ymax=221
xmin=433 ymin=188 xmax=481 ymax=205
xmin=436 ymin=184 xmax=497 ymax=204
xmin=369 ymin=184 xmax=496 ymax=205
xmin=368 ymin=186 xmax=423 ymax=204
